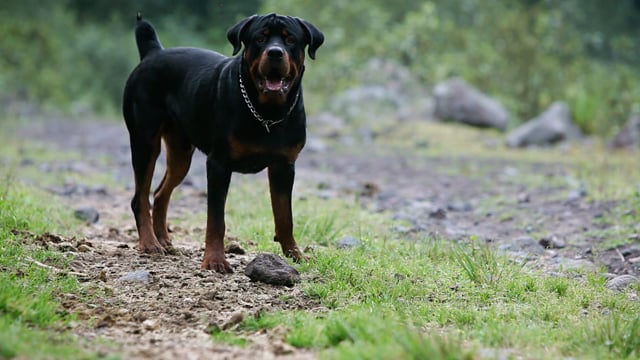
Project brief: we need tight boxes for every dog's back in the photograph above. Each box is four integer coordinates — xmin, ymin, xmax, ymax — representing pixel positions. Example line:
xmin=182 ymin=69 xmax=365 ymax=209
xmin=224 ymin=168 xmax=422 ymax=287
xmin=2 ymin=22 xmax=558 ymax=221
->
xmin=135 ymin=14 xmax=162 ymax=60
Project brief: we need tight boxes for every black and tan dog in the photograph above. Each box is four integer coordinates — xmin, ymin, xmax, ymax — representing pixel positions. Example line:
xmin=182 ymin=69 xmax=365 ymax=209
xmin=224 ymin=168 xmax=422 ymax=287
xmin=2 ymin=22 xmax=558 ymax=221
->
xmin=122 ymin=13 xmax=323 ymax=273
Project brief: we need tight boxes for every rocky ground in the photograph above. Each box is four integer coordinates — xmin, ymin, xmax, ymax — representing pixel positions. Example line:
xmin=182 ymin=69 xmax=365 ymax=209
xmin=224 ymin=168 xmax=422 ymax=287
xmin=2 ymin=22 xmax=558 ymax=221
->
xmin=14 ymin=117 xmax=640 ymax=359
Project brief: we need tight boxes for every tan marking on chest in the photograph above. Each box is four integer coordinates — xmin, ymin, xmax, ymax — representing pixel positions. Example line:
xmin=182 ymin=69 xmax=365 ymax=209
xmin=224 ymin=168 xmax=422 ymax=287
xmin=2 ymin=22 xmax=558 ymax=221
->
xmin=228 ymin=136 xmax=303 ymax=164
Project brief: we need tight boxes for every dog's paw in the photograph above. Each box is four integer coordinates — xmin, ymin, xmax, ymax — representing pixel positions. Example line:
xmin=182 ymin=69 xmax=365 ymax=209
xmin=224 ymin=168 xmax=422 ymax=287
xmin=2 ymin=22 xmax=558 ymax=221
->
xmin=201 ymin=255 xmax=233 ymax=273
xmin=285 ymin=247 xmax=308 ymax=263
xmin=139 ymin=241 xmax=167 ymax=255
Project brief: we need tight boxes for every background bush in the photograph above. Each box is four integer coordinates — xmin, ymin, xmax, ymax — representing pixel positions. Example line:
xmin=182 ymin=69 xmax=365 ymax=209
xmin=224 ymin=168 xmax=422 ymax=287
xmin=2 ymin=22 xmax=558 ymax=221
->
xmin=1 ymin=0 xmax=639 ymax=136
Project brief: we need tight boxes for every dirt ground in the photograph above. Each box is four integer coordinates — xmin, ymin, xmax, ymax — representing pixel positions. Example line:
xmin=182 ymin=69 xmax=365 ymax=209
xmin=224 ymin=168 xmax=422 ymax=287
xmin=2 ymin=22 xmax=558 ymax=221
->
xmin=14 ymin=117 xmax=640 ymax=359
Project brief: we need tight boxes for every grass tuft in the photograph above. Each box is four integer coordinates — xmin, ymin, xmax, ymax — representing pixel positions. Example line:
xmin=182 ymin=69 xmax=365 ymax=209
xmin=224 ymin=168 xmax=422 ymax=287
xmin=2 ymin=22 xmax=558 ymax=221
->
xmin=452 ymin=239 xmax=524 ymax=287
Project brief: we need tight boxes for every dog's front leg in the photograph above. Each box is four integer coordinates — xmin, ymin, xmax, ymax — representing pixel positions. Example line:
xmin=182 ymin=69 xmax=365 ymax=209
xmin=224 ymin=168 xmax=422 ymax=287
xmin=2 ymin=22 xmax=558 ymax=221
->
xmin=201 ymin=156 xmax=233 ymax=273
xmin=268 ymin=162 xmax=305 ymax=262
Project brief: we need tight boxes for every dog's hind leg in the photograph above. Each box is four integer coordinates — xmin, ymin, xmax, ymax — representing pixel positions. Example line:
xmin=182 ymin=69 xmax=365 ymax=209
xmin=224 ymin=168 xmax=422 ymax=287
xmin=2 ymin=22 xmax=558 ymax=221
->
xmin=126 ymin=105 xmax=166 ymax=254
xmin=152 ymin=125 xmax=194 ymax=250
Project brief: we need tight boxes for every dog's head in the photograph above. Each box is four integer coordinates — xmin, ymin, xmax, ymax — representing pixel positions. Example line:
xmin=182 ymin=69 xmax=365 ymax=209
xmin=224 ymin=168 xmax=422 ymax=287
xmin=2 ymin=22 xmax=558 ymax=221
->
xmin=227 ymin=13 xmax=324 ymax=105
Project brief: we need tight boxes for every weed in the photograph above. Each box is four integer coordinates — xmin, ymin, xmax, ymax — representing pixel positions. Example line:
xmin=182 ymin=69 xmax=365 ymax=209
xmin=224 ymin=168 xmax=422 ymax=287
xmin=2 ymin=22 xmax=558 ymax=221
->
xmin=452 ymin=239 xmax=524 ymax=287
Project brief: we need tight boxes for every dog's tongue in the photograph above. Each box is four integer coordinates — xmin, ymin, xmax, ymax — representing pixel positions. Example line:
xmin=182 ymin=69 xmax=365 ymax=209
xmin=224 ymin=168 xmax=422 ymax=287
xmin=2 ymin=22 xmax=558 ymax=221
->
xmin=265 ymin=79 xmax=283 ymax=91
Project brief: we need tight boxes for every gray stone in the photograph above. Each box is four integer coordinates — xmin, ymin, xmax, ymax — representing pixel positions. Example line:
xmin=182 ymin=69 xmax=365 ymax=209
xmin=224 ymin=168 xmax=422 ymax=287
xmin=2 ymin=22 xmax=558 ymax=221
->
xmin=605 ymin=274 xmax=639 ymax=291
xmin=74 ymin=207 xmax=99 ymax=224
xmin=433 ymin=77 xmax=509 ymax=131
xmin=506 ymin=102 xmax=582 ymax=147
xmin=610 ymin=114 xmax=640 ymax=149
xmin=244 ymin=253 xmax=300 ymax=287
xmin=539 ymin=235 xmax=566 ymax=249
xmin=567 ymin=187 xmax=588 ymax=202
xmin=447 ymin=201 xmax=473 ymax=212
xmin=224 ymin=241 xmax=246 ymax=255
xmin=116 ymin=270 xmax=152 ymax=284
xmin=428 ymin=207 xmax=447 ymax=219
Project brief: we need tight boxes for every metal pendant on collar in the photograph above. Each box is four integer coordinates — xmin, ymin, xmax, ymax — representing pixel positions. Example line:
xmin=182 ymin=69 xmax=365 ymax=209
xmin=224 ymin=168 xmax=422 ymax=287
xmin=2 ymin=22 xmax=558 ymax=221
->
xmin=239 ymin=67 xmax=299 ymax=133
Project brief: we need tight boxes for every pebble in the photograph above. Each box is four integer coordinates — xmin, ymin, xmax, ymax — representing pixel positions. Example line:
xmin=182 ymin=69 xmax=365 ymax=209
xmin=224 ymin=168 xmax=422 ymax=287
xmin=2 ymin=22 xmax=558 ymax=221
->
xmin=605 ymin=275 xmax=639 ymax=291
xmin=244 ymin=253 xmax=300 ymax=286
xmin=74 ymin=207 xmax=100 ymax=224
xmin=539 ymin=235 xmax=566 ymax=249
xmin=225 ymin=241 xmax=246 ymax=255
xmin=77 ymin=244 xmax=92 ymax=253
xmin=116 ymin=270 xmax=152 ymax=284
xmin=447 ymin=201 xmax=473 ymax=212
xmin=566 ymin=188 xmax=587 ymax=202
xmin=429 ymin=207 xmax=447 ymax=219
xmin=221 ymin=311 xmax=246 ymax=330
xmin=142 ymin=319 xmax=160 ymax=331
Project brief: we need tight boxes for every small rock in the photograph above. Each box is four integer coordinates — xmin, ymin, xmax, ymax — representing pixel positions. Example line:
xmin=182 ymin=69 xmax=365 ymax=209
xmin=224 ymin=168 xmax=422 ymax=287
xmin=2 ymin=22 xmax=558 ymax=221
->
xmin=539 ymin=235 xmax=566 ymax=249
xmin=221 ymin=311 xmax=246 ymax=330
xmin=77 ymin=244 xmax=92 ymax=253
xmin=567 ymin=187 xmax=587 ymax=202
xmin=244 ymin=254 xmax=300 ymax=286
xmin=142 ymin=319 xmax=160 ymax=331
xmin=359 ymin=182 xmax=380 ymax=197
xmin=225 ymin=241 xmax=246 ymax=255
xmin=517 ymin=192 xmax=531 ymax=203
xmin=116 ymin=270 xmax=152 ymax=284
xmin=610 ymin=114 xmax=640 ymax=149
xmin=605 ymin=275 xmax=639 ymax=291
xmin=429 ymin=207 xmax=447 ymax=220
xmin=337 ymin=236 xmax=362 ymax=249
xmin=95 ymin=315 xmax=115 ymax=329
xmin=272 ymin=340 xmax=295 ymax=356
xmin=433 ymin=77 xmax=509 ymax=131
xmin=56 ymin=242 xmax=76 ymax=252
xmin=74 ymin=207 xmax=100 ymax=224
xmin=506 ymin=101 xmax=582 ymax=147
xmin=447 ymin=201 xmax=473 ymax=212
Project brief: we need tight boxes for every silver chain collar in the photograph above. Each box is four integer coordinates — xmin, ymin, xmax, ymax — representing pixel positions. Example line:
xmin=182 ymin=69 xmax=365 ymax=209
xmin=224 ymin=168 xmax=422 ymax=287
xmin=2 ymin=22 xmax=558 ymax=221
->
xmin=239 ymin=68 xmax=299 ymax=133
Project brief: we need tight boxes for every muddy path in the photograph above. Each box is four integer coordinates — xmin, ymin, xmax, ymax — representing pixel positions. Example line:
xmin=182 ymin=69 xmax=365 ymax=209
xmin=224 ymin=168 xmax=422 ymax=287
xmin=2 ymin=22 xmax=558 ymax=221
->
xmin=15 ymin=118 xmax=639 ymax=358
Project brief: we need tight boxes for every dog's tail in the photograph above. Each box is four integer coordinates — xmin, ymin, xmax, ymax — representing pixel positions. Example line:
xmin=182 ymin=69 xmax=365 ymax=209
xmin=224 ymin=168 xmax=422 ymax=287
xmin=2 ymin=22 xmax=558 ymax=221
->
xmin=135 ymin=12 xmax=162 ymax=61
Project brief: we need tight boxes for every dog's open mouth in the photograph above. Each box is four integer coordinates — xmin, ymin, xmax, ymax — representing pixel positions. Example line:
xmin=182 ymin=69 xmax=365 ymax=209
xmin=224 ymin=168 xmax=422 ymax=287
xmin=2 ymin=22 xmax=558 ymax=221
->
xmin=257 ymin=77 xmax=291 ymax=94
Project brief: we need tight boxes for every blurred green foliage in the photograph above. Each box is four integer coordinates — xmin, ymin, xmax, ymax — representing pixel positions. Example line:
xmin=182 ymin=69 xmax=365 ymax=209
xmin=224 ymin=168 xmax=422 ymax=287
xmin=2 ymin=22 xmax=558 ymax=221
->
xmin=1 ymin=0 xmax=639 ymax=136
xmin=0 ymin=0 xmax=259 ymax=114
xmin=263 ymin=0 xmax=640 ymax=135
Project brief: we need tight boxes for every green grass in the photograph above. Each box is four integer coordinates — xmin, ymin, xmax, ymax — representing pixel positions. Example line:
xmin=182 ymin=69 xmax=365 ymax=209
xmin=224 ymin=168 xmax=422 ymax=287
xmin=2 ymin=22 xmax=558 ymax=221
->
xmin=0 ymin=164 xmax=90 ymax=358
xmin=203 ymin=123 xmax=640 ymax=359
xmin=226 ymin=238 xmax=640 ymax=359
xmin=207 ymin=176 xmax=640 ymax=359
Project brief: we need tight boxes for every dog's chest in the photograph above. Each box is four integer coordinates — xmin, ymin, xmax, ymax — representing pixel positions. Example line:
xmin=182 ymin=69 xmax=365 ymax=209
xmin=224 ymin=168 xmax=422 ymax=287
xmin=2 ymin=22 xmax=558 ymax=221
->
xmin=227 ymin=135 xmax=303 ymax=173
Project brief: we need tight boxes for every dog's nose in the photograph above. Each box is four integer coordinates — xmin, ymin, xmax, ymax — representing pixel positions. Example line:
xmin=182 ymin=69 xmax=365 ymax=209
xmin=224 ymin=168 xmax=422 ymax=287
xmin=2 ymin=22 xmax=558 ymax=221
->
xmin=267 ymin=47 xmax=284 ymax=59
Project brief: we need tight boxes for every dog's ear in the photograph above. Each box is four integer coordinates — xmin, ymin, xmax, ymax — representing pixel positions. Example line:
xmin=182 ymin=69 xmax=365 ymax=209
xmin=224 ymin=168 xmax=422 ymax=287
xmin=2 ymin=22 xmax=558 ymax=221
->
xmin=227 ymin=15 xmax=258 ymax=56
xmin=295 ymin=18 xmax=324 ymax=60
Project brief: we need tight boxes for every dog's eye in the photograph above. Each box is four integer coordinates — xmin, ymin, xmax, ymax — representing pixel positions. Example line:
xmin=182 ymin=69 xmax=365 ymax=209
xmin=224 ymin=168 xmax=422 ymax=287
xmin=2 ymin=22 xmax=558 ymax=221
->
xmin=285 ymin=36 xmax=296 ymax=45
xmin=256 ymin=35 xmax=267 ymax=44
